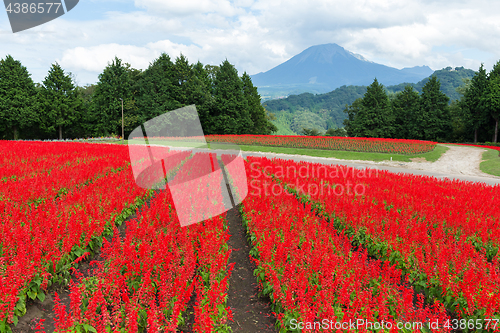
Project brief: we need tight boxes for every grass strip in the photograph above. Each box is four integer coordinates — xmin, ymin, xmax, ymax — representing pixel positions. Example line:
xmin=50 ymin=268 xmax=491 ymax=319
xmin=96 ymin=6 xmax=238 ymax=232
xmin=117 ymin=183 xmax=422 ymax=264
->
xmin=480 ymin=148 xmax=500 ymax=177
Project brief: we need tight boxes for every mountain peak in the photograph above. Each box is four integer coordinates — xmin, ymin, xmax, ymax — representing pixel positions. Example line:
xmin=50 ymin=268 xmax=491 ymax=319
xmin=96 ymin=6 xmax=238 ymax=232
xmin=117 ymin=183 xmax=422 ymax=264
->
xmin=296 ymin=43 xmax=363 ymax=64
xmin=251 ymin=43 xmax=434 ymax=99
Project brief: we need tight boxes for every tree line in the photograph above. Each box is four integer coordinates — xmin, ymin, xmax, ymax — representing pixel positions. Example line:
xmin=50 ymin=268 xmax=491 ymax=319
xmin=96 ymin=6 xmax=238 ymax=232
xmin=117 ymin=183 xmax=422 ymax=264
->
xmin=0 ymin=54 xmax=277 ymax=140
xmin=343 ymin=61 xmax=500 ymax=143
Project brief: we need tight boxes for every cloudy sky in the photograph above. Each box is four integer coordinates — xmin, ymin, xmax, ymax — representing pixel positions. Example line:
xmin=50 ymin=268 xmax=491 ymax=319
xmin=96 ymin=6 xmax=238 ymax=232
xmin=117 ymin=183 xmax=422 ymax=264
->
xmin=1 ymin=0 xmax=500 ymax=86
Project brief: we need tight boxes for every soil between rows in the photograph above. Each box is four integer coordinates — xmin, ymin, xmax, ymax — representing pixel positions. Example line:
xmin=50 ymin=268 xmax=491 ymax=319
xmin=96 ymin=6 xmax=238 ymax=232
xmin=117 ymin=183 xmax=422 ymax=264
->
xmin=13 ymin=196 xmax=278 ymax=332
xmin=225 ymin=205 xmax=278 ymax=332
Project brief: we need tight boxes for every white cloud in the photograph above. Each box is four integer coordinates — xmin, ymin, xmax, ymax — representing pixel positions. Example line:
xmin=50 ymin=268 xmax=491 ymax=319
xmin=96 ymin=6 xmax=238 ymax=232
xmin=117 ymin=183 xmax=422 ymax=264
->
xmin=2 ymin=0 xmax=500 ymax=85
xmin=59 ymin=40 xmax=209 ymax=73
xmin=134 ymin=0 xmax=243 ymax=17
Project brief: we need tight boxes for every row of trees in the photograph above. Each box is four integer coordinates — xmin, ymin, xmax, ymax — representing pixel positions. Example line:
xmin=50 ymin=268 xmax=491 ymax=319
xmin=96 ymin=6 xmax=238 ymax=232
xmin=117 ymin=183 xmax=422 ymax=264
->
xmin=0 ymin=54 xmax=277 ymax=140
xmin=343 ymin=61 xmax=500 ymax=143
xmin=460 ymin=63 xmax=500 ymax=143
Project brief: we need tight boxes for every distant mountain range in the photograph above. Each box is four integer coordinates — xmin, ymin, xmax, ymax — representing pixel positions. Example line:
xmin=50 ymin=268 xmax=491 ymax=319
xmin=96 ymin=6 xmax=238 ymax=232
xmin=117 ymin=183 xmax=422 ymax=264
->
xmin=264 ymin=66 xmax=476 ymax=136
xmin=251 ymin=43 xmax=435 ymax=100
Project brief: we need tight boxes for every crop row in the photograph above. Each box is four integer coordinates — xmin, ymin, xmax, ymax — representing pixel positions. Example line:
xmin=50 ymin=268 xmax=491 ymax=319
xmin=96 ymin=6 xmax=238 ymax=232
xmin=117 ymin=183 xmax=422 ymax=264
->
xmin=205 ymin=135 xmax=437 ymax=155
xmin=248 ymin=156 xmax=500 ymax=330
xmin=0 ymin=142 xmax=162 ymax=330
xmin=0 ymin=141 xmax=235 ymax=332
xmin=53 ymin=152 xmax=234 ymax=332
xmin=128 ymin=135 xmax=437 ymax=155
xmin=240 ymin=159 xmax=449 ymax=332
xmin=53 ymin=190 xmax=232 ymax=332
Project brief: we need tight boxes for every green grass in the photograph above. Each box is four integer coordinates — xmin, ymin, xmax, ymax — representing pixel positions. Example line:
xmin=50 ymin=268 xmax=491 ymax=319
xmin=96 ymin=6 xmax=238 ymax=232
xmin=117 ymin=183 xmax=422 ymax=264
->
xmin=238 ymin=144 xmax=448 ymax=162
xmin=480 ymin=148 xmax=500 ymax=177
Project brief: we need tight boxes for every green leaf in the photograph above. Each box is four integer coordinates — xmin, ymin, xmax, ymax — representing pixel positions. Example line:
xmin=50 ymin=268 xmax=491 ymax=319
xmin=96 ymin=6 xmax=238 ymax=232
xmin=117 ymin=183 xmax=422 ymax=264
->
xmin=27 ymin=290 xmax=37 ymax=300
xmin=37 ymin=291 xmax=46 ymax=303
xmin=82 ymin=324 xmax=97 ymax=333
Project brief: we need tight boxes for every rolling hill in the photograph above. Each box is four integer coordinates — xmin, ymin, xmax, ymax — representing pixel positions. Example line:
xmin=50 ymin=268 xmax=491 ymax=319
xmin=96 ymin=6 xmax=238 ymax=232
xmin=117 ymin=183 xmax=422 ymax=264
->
xmin=264 ymin=66 xmax=476 ymax=135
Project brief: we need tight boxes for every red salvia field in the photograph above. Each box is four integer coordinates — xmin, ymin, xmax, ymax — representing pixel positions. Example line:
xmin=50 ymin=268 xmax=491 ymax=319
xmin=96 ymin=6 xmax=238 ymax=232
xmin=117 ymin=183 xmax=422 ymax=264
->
xmin=205 ymin=135 xmax=437 ymax=155
xmin=131 ymin=135 xmax=437 ymax=155
xmin=1 ymin=139 xmax=499 ymax=332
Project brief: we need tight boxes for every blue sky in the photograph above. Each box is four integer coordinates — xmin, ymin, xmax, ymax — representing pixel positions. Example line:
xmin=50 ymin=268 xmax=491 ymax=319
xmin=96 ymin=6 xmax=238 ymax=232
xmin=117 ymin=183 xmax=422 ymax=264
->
xmin=1 ymin=0 xmax=499 ymax=86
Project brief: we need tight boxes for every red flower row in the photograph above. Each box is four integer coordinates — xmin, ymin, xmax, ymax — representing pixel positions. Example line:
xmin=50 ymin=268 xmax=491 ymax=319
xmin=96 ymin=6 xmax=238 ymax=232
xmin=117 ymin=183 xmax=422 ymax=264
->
xmin=252 ymin=156 xmax=500 ymax=324
xmin=0 ymin=142 xmax=149 ymax=326
xmin=128 ymin=135 xmax=437 ymax=155
xmin=241 ymin=158 xmax=449 ymax=332
xmin=53 ymin=152 xmax=233 ymax=332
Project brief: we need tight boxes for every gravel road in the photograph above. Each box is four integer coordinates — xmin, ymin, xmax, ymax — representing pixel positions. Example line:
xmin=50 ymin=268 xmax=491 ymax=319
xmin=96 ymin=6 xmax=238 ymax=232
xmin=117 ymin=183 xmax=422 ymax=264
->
xmin=240 ymin=144 xmax=500 ymax=186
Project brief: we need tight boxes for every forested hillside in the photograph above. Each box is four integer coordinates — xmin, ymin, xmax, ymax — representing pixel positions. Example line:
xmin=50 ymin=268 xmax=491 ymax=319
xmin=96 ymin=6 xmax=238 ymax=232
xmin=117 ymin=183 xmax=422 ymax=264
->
xmin=264 ymin=86 xmax=367 ymax=134
xmin=0 ymin=54 xmax=276 ymax=140
xmin=265 ymin=67 xmax=476 ymax=135
xmin=343 ymin=63 xmax=500 ymax=143
xmin=386 ymin=66 xmax=476 ymax=100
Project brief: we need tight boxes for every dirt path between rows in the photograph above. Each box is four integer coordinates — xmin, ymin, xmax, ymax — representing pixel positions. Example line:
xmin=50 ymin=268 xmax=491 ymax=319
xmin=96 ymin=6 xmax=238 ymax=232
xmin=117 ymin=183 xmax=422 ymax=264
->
xmin=225 ymin=206 xmax=277 ymax=332
xmin=13 ymin=176 xmax=278 ymax=333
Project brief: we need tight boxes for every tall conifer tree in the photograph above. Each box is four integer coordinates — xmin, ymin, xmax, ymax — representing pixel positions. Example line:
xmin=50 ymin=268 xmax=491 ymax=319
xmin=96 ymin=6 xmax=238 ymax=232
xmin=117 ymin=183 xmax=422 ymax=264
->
xmin=91 ymin=57 xmax=134 ymax=136
xmin=241 ymin=72 xmax=276 ymax=135
xmin=211 ymin=60 xmax=253 ymax=134
xmin=461 ymin=64 xmax=488 ymax=142
xmin=39 ymin=63 xmax=80 ymax=139
xmin=356 ymin=78 xmax=395 ymax=138
xmin=0 ymin=55 xmax=37 ymax=139
xmin=392 ymin=85 xmax=420 ymax=139
xmin=136 ymin=53 xmax=180 ymax=122
xmin=482 ymin=61 xmax=500 ymax=142
xmin=414 ymin=76 xmax=451 ymax=141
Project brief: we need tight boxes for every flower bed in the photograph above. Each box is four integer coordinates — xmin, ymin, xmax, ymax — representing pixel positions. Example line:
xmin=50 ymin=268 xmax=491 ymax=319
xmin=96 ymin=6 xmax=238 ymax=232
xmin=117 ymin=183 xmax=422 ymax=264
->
xmin=248 ymin=156 xmax=500 ymax=329
xmin=241 ymin=159 xmax=449 ymax=332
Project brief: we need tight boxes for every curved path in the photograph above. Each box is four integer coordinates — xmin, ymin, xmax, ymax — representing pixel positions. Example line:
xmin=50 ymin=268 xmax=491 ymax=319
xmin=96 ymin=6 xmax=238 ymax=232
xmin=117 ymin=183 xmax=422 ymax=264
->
xmin=241 ymin=144 xmax=500 ymax=186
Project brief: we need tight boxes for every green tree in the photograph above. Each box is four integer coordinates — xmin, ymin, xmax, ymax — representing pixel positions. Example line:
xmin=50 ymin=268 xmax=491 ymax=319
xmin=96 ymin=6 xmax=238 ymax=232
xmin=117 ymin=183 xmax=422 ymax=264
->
xmin=0 ymin=55 xmax=38 ymax=139
xmin=241 ymin=72 xmax=277 ymax=135
xmin=482 ymin=75 xmax=500 ymax=143
xmin=325 ymin=127 xmax=347 ymax=137
xmin=172 ymin=54 xmax=195 ymax=105
xmin=211 ymin=60 xmax=253 ymax=134
xmin=91 ymin=57 xmax=136 ymax=136
xmin=136 ymin=53 xmax=180 ymax=124
xmin=413 ymin=76 xmax=451 ymax=141
xmin=343 ymin=98 xmax=363 ymax=137
xmin=173 ymin=55 xmax=216 ymax=135
xmin=461 ymin=64 xmax=489 ymax=142
xmin=74 ymin=84 xmax=96 ymax=137
xmin=301 ymin=127 xmax=322 ymax=136
xmin=38 ymin=63 xmax=81 ymax=139
xmin=347 ymin=78 xmax=395 ymax=138
xmin=449 ymin=99 xmax=468 ymax=142
xmin=204 ymin=64 xmax=219 ymax=84
xmin=391 ymin=85 xmax=420 ymax=139
xmin=192 ymin=61 xmax=214 ymax=134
